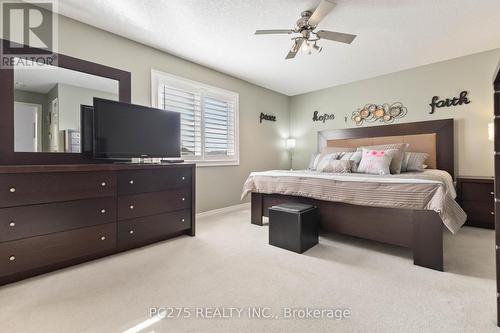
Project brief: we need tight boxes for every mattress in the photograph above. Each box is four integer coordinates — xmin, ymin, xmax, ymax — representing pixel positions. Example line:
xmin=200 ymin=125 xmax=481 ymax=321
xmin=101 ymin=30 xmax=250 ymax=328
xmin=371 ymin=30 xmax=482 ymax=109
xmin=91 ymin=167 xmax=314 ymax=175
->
xmin=241 ymin=169 xmax=466 ymax=233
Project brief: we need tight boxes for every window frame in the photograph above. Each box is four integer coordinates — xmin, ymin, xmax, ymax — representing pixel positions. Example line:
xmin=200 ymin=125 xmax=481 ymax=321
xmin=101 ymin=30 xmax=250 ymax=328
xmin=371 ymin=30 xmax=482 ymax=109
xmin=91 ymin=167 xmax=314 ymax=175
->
xmin=151 ymin=69 xmax=240 ymax=167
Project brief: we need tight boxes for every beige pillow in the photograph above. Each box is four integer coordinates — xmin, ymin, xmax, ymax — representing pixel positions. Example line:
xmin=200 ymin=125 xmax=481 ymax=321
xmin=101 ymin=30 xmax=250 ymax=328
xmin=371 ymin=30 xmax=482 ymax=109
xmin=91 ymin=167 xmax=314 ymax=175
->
xmin=320 ymin=147 xmax=357 ymax=154
xmin=401 ymin=152 xmax=429 ymax=172
xmin=340 ymin=151 xmax=363 ymax=172
xmin=316 ymin=153 xmax=338 ymax=171
xmin=356 ymin=143 xmax=409 ymax=174
xmin=317 ymin=159 xmax=353 ymax=173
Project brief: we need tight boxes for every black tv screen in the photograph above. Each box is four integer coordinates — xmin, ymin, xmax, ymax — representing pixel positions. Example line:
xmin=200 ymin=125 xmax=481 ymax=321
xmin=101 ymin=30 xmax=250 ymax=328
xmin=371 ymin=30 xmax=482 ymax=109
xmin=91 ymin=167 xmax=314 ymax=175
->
xmin=93 ymin=98 xmax=181 ymax=159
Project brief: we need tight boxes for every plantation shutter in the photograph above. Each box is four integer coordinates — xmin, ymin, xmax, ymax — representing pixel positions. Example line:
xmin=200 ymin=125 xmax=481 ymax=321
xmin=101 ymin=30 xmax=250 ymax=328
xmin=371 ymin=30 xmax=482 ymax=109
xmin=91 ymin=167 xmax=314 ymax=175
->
xmin=159 ymin=85 xmax=202 ymax=157
xmin=153 ymin=71 xmax=239 ymax=164
xmin=203 ymin=96 xmax=235 ymax=157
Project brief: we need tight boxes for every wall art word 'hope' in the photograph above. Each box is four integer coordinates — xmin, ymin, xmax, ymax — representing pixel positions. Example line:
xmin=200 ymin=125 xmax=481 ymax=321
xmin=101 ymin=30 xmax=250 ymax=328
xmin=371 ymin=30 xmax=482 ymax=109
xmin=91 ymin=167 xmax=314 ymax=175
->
xmin=312 ymin=111 xmax=335 ymax=123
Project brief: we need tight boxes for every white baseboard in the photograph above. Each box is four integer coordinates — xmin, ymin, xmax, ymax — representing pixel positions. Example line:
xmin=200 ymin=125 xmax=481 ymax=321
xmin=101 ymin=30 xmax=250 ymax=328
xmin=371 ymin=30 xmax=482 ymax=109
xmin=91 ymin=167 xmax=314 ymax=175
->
xmin=196 ymin=202 xmax=251 ymax=218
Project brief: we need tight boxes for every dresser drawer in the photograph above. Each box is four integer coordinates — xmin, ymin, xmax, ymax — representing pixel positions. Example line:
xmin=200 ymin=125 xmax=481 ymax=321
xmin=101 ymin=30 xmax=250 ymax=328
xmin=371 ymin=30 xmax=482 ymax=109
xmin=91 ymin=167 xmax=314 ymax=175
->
xmin=118 ymin=209 xmax=191 ymax=248
xmin=0 ymin=223 xmax=116 ymax=277
xmin=0 ymin=172 xmax=116 ymax=208
xmin=461 ymin=181 xmax=494 ymax=202
xmin=118 ymin=189 xmax=191 ymax=220
xmin=0 ymin=197 xmax=116 ymax=243
xmin=118 ymin=168 xmax=191 ymax=195
xmin=462 ymin=201 xmax=495 ymax=228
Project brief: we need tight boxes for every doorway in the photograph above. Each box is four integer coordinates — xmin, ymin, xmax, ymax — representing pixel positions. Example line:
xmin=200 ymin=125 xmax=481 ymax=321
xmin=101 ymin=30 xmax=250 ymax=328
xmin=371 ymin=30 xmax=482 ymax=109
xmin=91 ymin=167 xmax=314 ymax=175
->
xmin=14 ymin=102 xmax=42 ymax=152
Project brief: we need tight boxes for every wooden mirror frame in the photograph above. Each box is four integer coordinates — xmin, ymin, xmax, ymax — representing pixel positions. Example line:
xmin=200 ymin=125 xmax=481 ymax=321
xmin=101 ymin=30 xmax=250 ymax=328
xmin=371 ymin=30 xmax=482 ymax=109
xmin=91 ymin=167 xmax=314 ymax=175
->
xmin=0 ymin=39 xmax=131 ymax=165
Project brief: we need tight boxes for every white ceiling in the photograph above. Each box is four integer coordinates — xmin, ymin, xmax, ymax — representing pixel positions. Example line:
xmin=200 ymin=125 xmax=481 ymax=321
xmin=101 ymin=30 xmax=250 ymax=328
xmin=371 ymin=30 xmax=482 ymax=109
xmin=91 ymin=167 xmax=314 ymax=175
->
xmin=14 ymin=61 xmax=118 ymax=94
xmin=57 ymin=0 xmax=500 ymax=96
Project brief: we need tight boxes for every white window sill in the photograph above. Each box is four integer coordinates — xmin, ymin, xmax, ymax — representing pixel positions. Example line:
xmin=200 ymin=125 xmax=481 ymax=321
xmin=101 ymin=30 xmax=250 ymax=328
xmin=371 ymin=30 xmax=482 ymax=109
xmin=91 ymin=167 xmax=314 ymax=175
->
xmin=184 ymin=160 xmax=240 ymax=167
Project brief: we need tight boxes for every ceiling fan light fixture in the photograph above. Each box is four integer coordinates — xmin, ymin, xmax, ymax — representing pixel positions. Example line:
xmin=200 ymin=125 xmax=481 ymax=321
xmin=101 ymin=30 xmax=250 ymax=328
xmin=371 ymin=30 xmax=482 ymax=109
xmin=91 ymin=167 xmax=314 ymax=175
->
xmin=301 ymin=40 xmax=310 ymax=52
xmin=255 ymin=0 xmax=355 ymax=60
xmin=313 ymin=42 xmax=322 ymax=53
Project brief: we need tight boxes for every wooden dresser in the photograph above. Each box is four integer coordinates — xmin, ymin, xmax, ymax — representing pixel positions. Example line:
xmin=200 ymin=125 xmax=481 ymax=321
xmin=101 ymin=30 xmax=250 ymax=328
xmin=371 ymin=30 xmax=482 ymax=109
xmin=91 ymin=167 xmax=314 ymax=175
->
xmin=0 ymin=163 xmax=195 ymax=285
xmin=456 ymin=176 xmax=495 ymax=229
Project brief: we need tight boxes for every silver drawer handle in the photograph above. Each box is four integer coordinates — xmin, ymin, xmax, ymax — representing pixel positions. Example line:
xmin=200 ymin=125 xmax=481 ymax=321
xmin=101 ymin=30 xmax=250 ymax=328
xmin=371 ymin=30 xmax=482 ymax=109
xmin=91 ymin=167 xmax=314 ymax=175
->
xmin=9 ymin=221 xmax=15 ymax=227
xmin=129 ymin=205 xmax=135 ymax=210
xmin=181 ymin=218 xmax=185 ymax=222
xmin=491 ymin=211 xmax=495 ymax=215
xmin=9 ymin=255 xmax=15 ymax=261
xmin=182 ymin=176 xmax=185 ymax=180
xmin=100 ymin=236 xmax=106 ymax=241
xmin=100 ymin=182 xmax=107 ymax=187
xmin=129 ymin=230 xmax=134 ymax=235
xmin=491 ymin=192 xmax=495 ymax=195
xmin=182 ymin=198 xmax=185 ymax=201
xmin=9 ymin=187 xmax=15 ymax=193
xmin=129 ymin=180 xmax=134 ymax=185
xmin=101 ymin=209 xmax=106 ymax=214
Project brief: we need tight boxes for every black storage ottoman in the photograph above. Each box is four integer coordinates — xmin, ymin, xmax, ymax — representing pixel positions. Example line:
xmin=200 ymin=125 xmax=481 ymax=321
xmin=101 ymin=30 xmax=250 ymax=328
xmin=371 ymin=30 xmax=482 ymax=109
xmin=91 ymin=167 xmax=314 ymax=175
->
xmin=268 ymin=203 xmax=318 ymax=254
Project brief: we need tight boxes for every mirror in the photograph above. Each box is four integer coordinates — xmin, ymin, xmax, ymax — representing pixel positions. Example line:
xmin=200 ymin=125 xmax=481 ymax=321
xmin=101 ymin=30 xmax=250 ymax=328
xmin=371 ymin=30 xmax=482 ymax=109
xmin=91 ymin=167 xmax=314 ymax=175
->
xmin=13 ymin=59 xmax=119 ymax=153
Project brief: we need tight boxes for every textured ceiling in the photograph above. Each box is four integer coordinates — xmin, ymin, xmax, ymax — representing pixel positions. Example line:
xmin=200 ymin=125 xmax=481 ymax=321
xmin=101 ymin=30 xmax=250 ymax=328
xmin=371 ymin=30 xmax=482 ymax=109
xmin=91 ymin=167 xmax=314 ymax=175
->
xmin=57 ymin=0 xmax=500 ymax=96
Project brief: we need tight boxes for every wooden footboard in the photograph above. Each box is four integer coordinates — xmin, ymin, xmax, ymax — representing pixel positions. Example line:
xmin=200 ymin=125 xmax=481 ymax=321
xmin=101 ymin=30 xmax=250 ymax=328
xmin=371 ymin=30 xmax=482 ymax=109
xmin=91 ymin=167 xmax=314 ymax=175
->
xmin=251 ymin=192 xmax=443 ymax=271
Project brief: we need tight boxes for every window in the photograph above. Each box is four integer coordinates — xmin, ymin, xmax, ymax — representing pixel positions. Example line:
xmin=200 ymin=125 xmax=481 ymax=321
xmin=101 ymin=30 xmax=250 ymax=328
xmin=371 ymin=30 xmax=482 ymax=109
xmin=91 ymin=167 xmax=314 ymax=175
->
xmin=151 ymin=70 xmax=239 ymax=166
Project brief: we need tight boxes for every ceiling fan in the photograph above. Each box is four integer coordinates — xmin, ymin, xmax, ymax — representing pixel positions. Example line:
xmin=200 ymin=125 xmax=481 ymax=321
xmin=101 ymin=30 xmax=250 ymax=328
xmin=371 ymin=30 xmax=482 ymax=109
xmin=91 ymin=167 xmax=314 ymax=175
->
xmin=255 ymin=0 xmax=356 ymax=59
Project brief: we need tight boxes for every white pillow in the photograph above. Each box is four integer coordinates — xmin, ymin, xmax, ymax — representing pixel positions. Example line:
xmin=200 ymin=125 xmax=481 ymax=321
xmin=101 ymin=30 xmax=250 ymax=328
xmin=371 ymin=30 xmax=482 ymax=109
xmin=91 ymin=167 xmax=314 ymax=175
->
xmin=307 ymin=153 xmax=321 ymax=170
xmin=357 ymin=149 xmax=395 ymax=175
xmin=357 ymin=143 xmax=408 ymax=174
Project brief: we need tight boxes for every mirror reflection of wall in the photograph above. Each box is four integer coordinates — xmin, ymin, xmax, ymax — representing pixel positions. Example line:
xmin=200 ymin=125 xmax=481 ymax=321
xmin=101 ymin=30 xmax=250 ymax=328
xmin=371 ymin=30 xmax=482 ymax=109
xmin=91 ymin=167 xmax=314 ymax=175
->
xmin=13 ymin=59 xmax=119 ymax=153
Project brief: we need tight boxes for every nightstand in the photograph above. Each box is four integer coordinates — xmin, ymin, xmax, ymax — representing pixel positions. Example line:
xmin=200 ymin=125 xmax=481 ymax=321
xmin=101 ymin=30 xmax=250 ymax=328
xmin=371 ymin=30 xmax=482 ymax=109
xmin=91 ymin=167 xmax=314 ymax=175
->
xmin=456 ymin=176 xmax=495 ymax=229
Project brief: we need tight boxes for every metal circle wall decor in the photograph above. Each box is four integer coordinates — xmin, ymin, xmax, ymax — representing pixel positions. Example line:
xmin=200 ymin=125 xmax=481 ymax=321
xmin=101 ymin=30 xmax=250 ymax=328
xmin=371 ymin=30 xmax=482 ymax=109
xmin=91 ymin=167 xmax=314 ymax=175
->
xmin=351 ymin=102 xmax=407 ymax=126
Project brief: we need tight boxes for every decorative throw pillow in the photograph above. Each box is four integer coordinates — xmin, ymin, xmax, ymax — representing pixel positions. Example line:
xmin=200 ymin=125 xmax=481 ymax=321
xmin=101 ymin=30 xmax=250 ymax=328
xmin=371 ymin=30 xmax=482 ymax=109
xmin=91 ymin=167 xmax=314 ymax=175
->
xmin=317 ymin=159 xmax=353 ymax=173
xmin=357 ymin=149 xmax=394 ymax=175
xmin=308 ymin=153 xmax=321 ymax=170
xmin=356 ymin=143 xmax=409 ymax=174
xmin=320 ymin=147 xmax=357 ymax=154
xmin=401 ymin=152 xmax=429 ymax=172
xmin=315 ymin=153 xmax=340 ymax=171
xmin=340 ymin=151 xmax=363 ymax=172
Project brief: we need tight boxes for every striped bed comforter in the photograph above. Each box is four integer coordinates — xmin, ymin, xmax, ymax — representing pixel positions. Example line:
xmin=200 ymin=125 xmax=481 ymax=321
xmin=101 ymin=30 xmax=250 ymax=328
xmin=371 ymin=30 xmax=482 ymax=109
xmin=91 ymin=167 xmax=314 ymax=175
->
xmin=241 ymin=169 xmax=466 ymax=233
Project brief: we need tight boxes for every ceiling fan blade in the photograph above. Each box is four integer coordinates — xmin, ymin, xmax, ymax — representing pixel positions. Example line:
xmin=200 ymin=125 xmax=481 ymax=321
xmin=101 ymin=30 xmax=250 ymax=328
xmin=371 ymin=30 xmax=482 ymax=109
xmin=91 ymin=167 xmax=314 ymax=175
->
xmin=285 ymin=39 xmax=304 ymax=59
xmin=308 ymin=0 xmax=336 ymax=27
xmin=316 ymin=30 xmax=356 ymax=44
xmin=255 ymin=29 xmax=294 ymax=35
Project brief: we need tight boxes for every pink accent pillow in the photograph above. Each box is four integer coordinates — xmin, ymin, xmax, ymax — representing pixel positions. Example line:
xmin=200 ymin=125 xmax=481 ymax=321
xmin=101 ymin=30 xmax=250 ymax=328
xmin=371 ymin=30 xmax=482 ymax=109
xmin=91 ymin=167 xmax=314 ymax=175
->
xmin=357 ymin=149 xmax=395 ymax=175
xmin=357 ymin=143 xmax=409 ymax=174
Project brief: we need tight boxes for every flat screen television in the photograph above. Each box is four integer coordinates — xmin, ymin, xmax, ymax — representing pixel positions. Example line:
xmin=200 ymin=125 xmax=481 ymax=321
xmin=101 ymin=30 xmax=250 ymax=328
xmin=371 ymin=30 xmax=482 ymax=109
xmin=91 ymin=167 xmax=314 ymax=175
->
xmin=93 ymin=98 xmax=181 ymax=159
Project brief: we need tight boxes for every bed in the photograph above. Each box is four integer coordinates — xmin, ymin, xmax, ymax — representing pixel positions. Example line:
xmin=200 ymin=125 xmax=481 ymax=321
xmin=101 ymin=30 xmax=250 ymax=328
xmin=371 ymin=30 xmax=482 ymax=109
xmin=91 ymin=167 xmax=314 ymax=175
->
xmin=242 ymin=119 xmax=466 ymax=271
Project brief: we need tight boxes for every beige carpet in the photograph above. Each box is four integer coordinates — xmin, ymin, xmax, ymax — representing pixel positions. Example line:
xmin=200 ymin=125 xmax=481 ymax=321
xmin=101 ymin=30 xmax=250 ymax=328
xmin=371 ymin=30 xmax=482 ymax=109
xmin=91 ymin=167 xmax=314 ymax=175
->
xmin=0 ymin=207 xmax=497 ymax=333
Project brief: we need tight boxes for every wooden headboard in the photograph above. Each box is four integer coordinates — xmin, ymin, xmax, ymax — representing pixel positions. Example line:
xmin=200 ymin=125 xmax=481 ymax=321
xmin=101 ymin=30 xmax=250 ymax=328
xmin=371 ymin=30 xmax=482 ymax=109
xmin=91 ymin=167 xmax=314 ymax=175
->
xmin=317 ymin=119 xmax=454 ymax=176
